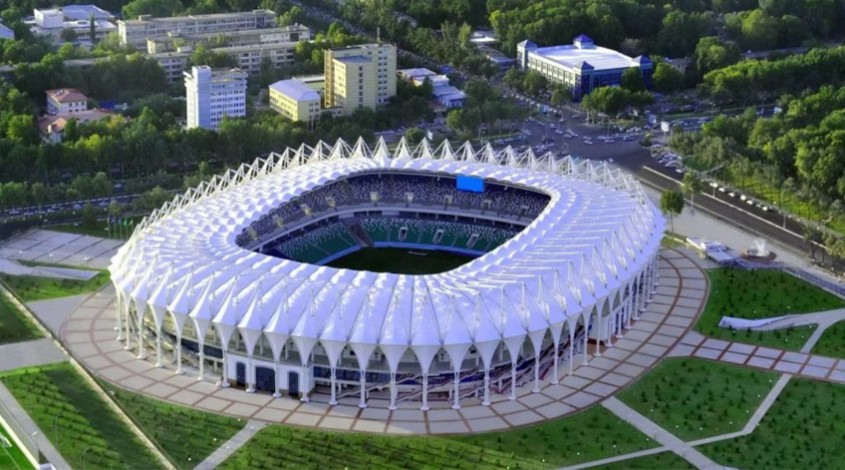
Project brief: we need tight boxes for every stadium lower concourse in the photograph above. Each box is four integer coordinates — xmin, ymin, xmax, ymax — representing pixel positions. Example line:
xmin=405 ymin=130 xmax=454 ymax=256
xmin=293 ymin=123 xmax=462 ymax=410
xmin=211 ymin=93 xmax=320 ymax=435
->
xmin=110 ymin=138 xmax=664 ymax=410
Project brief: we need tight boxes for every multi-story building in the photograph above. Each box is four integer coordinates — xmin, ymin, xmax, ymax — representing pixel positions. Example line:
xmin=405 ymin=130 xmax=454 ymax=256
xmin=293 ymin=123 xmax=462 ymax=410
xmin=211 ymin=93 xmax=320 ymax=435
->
xmin=517 ymin=34 xmax=652 ymax=99
xmin=145 ymin=24 xmax=309 ymax=53
xmin=324 ymin=43 xmax=396 ymax=115
xmin=184 ymin=66 xmax=247 ymax=130
xmin=30 ymin=7 xmax=116 ymax=45
xmin=0 ymin=21 xmax=13 ymax=40
xmin=118 ymin=9 xmax=276 ymax=49
xmin=268 ymin=79 xmax=322 ymax=122
xmin=397 ymin=67 xmax=465 ymax=108
xmin=46 ymin=88 xmax=89 ymax=115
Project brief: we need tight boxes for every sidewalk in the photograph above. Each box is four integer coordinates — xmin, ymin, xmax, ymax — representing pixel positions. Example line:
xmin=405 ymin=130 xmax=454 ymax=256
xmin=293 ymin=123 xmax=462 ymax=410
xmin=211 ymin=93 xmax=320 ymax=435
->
xmin=0 ymin=338 xmax=66 ymax=372
xmin=194 ymin=420 xmax=265 ymax=470
xmin=0 ymin=382 xmax=70 ymax=469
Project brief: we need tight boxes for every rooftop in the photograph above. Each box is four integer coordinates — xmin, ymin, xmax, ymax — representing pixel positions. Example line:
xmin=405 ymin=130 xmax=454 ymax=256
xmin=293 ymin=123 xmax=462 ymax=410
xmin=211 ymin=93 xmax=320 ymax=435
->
xmin=397 ymin=68 xmax=435 ymax=79
xmin=530 ymin=38 xmax=640 ymax=71
xmin=121 ymin=9 xmax=275 ymax=25
xmin=46 ymin=88 xmax=88 ymax=103
xmin=61 ymin=4 xmax=114 ymax=21
xmin=38 ymin=109 xmax=114 ymax=134
xmin=269 ymin=79 xmax=321 ymax=101
xmin=335 ymin=55 xmax=371 ymax=64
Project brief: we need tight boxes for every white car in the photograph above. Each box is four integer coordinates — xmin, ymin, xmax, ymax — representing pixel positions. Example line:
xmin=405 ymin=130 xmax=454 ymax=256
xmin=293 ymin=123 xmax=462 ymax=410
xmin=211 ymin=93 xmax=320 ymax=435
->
xmin=718 ymin=187 xmax=727 ymax=193
xmin=709 ymin=181 xmax=719 ymax=188
xmin=555 ymin=129 xmax=564 ymax=135
xmin=584 ymin=139 xmax=593 ymax=145
xmin=605 ymin=139 xmax=615 ymax=144
xmin=740 ymin=194 xmax=748 ymax=201
xmin=728 ymin=191 xmax=737 ymax=197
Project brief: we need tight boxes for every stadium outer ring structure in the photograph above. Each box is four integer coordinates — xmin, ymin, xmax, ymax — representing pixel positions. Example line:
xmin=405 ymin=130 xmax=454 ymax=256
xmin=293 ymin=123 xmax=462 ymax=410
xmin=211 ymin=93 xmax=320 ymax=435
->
xmin=109 ymin=137 xmax=665 ymax=411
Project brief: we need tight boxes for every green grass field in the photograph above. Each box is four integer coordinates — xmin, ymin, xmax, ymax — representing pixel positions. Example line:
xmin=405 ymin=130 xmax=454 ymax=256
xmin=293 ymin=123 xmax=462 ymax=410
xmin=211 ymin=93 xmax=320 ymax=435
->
xmin=0 ymin=269 xmax=110 ymax=302
xmin=694 ymin=268 xmax=845 ymax=350
xmin=700 ymin=378 xmax=845 ymax=469
xmin=220 ymin=406 xmax=656 ymax=469
xmin=49 ymin=216 xmax=144 ymax=240
xmin=0 ymin=363 xmax=163 ymax=470
xmin=811 ymin=320 xmax=845 ymax=358
xmin=597 ymin=451 xmax=694 ymax=469
xmin=100 ymin=382 xmax=244 ymax=469
xmin=0 ymin=421 xmax=32 ymax=470
xmin=0 ymin=295 xmax=41 ymax=345
xmin=326 ymin=247 xmax=474 ymax=274
xmin=617 ymin=358 xmax=777 ymax=441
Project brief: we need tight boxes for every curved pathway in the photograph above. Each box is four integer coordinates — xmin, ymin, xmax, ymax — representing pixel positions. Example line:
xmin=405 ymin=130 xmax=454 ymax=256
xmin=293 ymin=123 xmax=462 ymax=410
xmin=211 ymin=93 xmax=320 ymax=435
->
xmin=59 ymin=248 xmax=708 ymax=435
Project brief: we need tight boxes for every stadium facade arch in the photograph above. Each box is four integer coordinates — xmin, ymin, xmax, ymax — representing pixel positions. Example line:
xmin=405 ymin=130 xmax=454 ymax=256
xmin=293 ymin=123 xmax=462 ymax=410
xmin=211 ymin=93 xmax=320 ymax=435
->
xmin=109 ymin=137 xmax=664 ymax=410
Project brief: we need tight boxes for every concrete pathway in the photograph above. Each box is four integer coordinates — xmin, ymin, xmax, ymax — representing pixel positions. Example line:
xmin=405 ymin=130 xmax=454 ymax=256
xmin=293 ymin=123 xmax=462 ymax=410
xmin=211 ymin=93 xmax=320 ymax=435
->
xmin=602 ymin=397 xmax=723 ymax=470
xmin=0 ymin=383 xmax=70 ymax=469
xmin=27 ymin=293 xmax=91 ymax=337
xmin=59 ymin=249 xmax=709 ymax=435
xmin=0 ymin=230 xmax=120 ymax=271
xmin=0 ymin=258 xmax=99 ymax=280
xmin=0 ymin=339 xmax=66 ymax=372
xmin=194 ymin=420 xmax=266 ymax=470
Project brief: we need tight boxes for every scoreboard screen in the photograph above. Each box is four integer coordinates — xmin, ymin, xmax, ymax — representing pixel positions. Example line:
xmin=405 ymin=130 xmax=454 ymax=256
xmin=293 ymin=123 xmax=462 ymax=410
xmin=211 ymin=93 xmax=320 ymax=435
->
xmin=456 ymin=175 xmax=485 ymax=193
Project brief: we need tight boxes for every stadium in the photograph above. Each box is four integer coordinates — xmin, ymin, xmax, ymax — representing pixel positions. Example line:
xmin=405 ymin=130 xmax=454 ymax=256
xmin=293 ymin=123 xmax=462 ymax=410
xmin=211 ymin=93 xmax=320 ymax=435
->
xmin=109 ymin=137 xmax=664 ymax=410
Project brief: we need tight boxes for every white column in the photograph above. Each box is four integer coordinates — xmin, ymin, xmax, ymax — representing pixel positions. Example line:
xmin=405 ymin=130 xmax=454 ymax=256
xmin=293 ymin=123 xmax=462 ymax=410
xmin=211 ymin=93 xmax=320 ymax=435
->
xmin=197 ymin=338 xmax=206 ymax=380
xmin=508 ymin=361 xmax=517 ymax=401
xmin=116 ymin=298 xmax=124 ymax=341
xmin=420 ymin=374 xmax=429 ymax=411
xmin=123 ymin=307 xmax=131 ymax=350
xmin=551 ymin=343 xmax=560 ymax=385
xmin=582 ymin=328 xmax=589 ymax=366
xmin=329 ymin=368 xmax=338 ymax=405
xmin=246 ymin=355 xmax=255 ymax=393
xmin=388 ymin=373 xmax=397 ymax=410
xmin=482 ymin=368 xmax=491 ymax=405
xmin=137 ymin=315 xmax=145 ymax=359
xmin=175 ymin=332 xmax=183 ymax=375
xmin=451 ymin=370 xmax=461 ymax=410
xmin=532 ymin=354 xmax=540 ymax=393
xmin=273 ymin=359 xmax=281 ymax=398
xmin=221 ymin=352 xmax=230 ymax=388
xmin=358 ymin=369 xmax=368 ymax=408
xmin=300 ymin=365 xmax=309 ymax=402
xmin=595 ymin=311 xmax=604 ymax=355
xmin=155 ymin=327 xmax=163 ymax=367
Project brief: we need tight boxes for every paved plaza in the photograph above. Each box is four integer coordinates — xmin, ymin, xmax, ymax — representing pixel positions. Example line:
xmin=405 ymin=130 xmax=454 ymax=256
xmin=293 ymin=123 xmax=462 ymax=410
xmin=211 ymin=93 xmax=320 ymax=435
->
xmin=59 ymin=248 xmax=709 ymax=435
xmin=0 ymin=229 xmax=120 ymax=271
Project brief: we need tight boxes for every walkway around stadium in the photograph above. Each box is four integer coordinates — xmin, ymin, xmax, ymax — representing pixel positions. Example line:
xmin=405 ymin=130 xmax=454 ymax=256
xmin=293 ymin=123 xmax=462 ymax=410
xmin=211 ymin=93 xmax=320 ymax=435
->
xmin=60 ymin=248 xmax=707 ymax=435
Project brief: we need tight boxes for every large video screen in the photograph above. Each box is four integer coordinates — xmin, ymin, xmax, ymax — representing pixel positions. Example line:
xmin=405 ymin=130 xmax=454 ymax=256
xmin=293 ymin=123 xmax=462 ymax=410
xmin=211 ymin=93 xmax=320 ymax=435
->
xmin=456 ymin=175 xmax=485 ymax=193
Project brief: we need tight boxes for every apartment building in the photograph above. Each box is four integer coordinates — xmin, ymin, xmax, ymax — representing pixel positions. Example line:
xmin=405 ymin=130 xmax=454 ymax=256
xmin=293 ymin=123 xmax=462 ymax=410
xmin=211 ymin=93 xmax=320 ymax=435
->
xmin=46 ymin=88 xmax=89 ymax=115
xmin=119 ymin=9 xmax=276 ymax=49
xmin=268 ymin=79 xmax=322 ymax=122
xmin=324 ymin=43 xmax=396 ymax=115
xmin=145 ymin=24 xmax=310 ymax=53
xmin=184 ymin=66 xmax=247 ymax=130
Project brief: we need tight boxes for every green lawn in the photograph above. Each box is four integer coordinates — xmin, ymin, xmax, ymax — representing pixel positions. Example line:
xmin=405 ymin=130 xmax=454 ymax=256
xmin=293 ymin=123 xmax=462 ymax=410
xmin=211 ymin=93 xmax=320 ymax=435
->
xmin=326 ymin=247 xmax=474 ymax=275
xmin=100 ymin=382 xmax=245 ymax=469
xmin=0 ymin=363 xmax=163 ymax=470
xmin=694 ymin=268 xmax=845 ymax=350
xmin=220 ymin=406 xmax=656 ymax=469
xmin=0 ymin=420 xmax=33 ymax=470
xmin=597 ymin=451 xmax=694 ymax=469
xmin=48 ymin=217 xmax=143 ymax=240
xmin=0 ymin=295 xmax=41 ymax=344
xmin=0 ymin=269 xmax=110 ymax=302
xmin=811 ymin=320 xmax=845 ymax=358
xmin=700 ymin=378 xmax=845 ymax=469
xmin=617 ymin=358 xmax=777 ymax=441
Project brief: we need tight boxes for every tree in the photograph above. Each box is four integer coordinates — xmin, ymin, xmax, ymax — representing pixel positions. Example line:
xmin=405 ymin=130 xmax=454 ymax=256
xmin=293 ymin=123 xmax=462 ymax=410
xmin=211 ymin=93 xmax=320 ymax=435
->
xmin=621 ymin=68 xmax=645 ymax=92
xmin=107 ymin=199 xmax=123 ymax=218
xmin=683 ymin=171 xmax=704 ymax=212
xmin=279 ymin=6 xmax=304 ymax=26
xmin=89 ymin=14 xmax=97 ymax=45
xmin=550 ymin=84 xmax=570 ymax=107
xmin=404 ymin=127 xmax=425 ymax=145
xmin=60 ymin=28 xmax=78 ymax=43
xmin=804 ymin=225 xmax=824 ymax=261
xmin=81 ymin=202 xmax=97 ymax=229
xmin=652 ymin=62 xmax=685 ymax=93
xmin=693 ymin=36 xmax=741 ymax=76
xmin=31 ymin=182 xmax=46 ymax=214
xmin=660 ymin=188 xmax=685 ymax=233
xmin=740 ymin=9 xmax=780 ymax=51
xmin=522 ymin=70 xmax=547 ymax=97
xmin=190 ymin=45 xmax=237 ymax=68
xmin=122 ymin=0 xmax=183 ymax=19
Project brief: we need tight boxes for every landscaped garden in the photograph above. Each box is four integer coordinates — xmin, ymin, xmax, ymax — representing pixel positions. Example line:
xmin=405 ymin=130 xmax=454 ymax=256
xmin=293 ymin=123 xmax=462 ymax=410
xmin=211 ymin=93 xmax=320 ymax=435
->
xmin=220 ymin=406 xmax=656 ymax=469
xmin=694 ymin=268 xmax=845 ymax=350
xmin=811 ymin=320 xmax=845 ymax=358
xmin=0 ymin=420 xmax=32 ymax=470
xmin=100 ymin=381 xmax=245 ymax=469
xmin=0 ymin=295 xmax=41 ymax=344
xmin=0 ymin=268 xmax=110 ymax=302
xmin=617 ymin=358 xmax=777 ymax=441
xmin=0 ymin=363 xmax=162 ymax=470
xmin=700 ymin=378 xmax=845 ymax=469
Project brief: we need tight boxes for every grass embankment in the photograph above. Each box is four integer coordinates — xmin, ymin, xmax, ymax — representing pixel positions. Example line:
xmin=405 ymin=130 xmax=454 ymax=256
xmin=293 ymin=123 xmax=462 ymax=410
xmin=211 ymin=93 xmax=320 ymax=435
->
xmin=617 ymin=358 xmax=777 ymax=441
xmin=0 ymin=363 xmax=162 ymax=469
xmin=220 ymin=406 xmax=656 ymax=469
xmin=811 ymin=320 xmax=845 ymax=358
xmin=0 ymin=295 xmax=41 ymax=344
xmin=0 ymin=269 xmax=110 ymax=302
xmin=100 ymin=382 xmax=245 ymax=469
xmin=695 ymin=268 xmax=845 ymax=350
xmin=597 ymin=451 xmax=694 ymax=469
xmin=701 ymin=379 xmax=845 ymax=469
xmin=0 ymin=420 xmax=33 ymax=470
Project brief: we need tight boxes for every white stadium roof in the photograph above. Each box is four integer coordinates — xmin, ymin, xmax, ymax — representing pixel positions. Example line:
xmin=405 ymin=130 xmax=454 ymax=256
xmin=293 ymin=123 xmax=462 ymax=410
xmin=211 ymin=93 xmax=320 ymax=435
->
xmin=110 ymin=138 xmax=664 ymax=375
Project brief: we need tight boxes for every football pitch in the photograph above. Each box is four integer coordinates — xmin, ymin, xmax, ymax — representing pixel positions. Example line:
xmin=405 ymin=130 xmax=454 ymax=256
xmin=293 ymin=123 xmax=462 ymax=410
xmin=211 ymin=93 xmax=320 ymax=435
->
xmin=326 ymin=247 xmax=474 ymax=274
